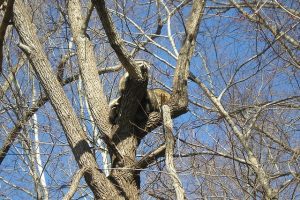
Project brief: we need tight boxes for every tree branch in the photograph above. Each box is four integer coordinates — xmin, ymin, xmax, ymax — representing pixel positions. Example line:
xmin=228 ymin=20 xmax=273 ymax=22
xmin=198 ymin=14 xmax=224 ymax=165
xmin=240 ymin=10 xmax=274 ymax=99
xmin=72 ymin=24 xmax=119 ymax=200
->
xmin=68 ymin=0 xmax=124 ymax=165
xmin=188 ymin=71 xmax=277 ymax=199
xmin=229 ymin=0 xmax=300 ymax=49
xmin=171 ymin=0 xmax=205 ymax=115
xmin=133 ymin=144 xmax=166 ymax=169
xmin=92 ymin=0 xmax=144 ymax=80
xmin=134 ymin=0 xmax=206 ymax=137
xmin=0 ymin=0 xmax=14 ymax=73
xmin=162 ymin=105 xmax=186 ymax=200
xmin=63 ymin=167 xmax=87 ymax=200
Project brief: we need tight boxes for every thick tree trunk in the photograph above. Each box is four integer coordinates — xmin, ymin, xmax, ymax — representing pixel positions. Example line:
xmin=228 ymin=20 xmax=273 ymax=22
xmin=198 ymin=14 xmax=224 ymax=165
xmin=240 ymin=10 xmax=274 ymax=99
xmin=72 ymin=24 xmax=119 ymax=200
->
xmin=109 ymin=77 xmax=148 ymax=199
xmin=13 ymin=0 xmax=123 ymax=199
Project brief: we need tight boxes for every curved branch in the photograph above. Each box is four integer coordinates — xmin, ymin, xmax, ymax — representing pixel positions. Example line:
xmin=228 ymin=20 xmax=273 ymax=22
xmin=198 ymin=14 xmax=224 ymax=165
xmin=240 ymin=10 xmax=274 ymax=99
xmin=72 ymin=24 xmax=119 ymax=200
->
xmin=134 ymin=0 xmax=206 ymax=136
xmin=92 ymin=0 xmax=143 ymax=80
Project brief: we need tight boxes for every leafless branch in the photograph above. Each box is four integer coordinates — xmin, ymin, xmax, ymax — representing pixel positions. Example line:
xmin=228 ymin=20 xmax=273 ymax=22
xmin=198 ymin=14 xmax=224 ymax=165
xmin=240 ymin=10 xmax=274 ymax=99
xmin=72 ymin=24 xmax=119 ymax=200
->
xmin=0 ymin=0 xmax=14 ymax=73
xmin=63 ymin=167 xmax=87 ymax=200
xmin=92 ymin=0 xmax=144 ymax=79
xmin=134 ymin=144 xmax=166 ymax=169
xmin=162 ymin=105 xmax=186 ymax=200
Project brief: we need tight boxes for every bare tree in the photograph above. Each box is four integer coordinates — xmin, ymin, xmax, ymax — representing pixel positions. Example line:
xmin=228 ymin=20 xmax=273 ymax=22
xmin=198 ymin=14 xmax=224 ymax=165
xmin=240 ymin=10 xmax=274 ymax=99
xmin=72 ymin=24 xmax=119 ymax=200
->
xmin=0 ymin=0 xmax=299 ymax=199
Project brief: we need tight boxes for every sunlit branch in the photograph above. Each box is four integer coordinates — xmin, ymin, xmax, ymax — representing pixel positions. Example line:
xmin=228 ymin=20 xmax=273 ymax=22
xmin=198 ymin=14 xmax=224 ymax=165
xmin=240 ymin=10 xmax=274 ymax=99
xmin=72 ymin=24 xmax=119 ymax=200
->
xmin=92 ymin=0 xmax=144 ymax=79
xmin=62 ymin=167 xmax=87 ymax=200
xmin=0 ymin=0 xmax=14 ymax=73
xmin=162 ymin=105 xmax=186 ymax=200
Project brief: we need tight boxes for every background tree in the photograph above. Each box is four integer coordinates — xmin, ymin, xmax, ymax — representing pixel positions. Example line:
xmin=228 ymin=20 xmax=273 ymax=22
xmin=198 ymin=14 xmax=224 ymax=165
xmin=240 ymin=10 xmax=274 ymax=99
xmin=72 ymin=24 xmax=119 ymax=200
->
xmin=0 ymin=0 xmax=299 ymax=199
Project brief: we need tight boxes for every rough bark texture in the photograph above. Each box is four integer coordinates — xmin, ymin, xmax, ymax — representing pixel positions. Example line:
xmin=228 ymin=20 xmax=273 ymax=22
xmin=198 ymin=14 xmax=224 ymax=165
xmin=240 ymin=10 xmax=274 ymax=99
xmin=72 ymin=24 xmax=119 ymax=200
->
xmin=68 ymin=0 xmax=111 ymax=137
xmin=92 ymin=0 xmax=152 ymax=198
xmin=135 ymin=0 xmax=206 ymax=135
xmin=10 ymin=0 xmax=206 ymax=198
xmin=109 ymin=77 xmax=148 ymax=199
xmin=68 ymin=1 xmax=148 ymax=198
xmin=91 ymin=0 xmax=206 ymax=199
xmin=171 ymin=0 xmax=205 ymax=115
xmin=0 ymin=0 xmax=14 ymax=72
xmin=67 ymin=0 xmax=124 ymax=164
xmin=13 ymin=0 xmax=122 ymax=199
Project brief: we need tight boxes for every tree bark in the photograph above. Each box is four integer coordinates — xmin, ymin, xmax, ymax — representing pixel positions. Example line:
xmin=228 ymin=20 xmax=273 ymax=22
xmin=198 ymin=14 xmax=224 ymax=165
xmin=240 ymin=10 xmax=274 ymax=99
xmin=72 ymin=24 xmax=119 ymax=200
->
xmin=135 ymin=0 xmax=206 ymax=137
xmin=162 ymin=105 xmax=186 ymax=200
xmin=0 ymin=62 xmax=121 ymax=165
xmin=13 ymin=0 xmax=122 ymax=199
xmin=92 ymin=1 xmax=206 ymax=198
xmin=0 ymin=0 xmax=14 ymax=72
xmin=67 ymin=0 xmax=124 ymax=164
xmin=171 ymin=0 xmax=205 ymax=114
xmin=63 ymin=168 xmax=86 ymax=200
xmin=92 ymin=0 xmax=144 ymax=80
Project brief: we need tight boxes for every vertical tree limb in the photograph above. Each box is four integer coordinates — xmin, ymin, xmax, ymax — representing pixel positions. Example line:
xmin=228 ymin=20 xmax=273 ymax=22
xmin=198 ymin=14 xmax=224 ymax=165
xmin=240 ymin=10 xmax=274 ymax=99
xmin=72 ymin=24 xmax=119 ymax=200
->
xmin=171 ymin=0 xmax=205 ymax=115
xmin=0 ymin=0 xmax=14 ymax=73
xmin=31 ymin=74 xmax=49 ymax=200
xmin=162 ymin=105 xmax=186 ymax=200
xmin=67 ymin=0 xmax=124 ymax=165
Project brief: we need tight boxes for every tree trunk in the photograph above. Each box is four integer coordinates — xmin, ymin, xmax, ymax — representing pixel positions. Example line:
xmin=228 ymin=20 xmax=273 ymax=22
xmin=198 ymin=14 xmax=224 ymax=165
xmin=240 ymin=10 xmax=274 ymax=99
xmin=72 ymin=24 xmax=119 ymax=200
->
xmin=13 ymin=0 xmax=122 ymax=199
